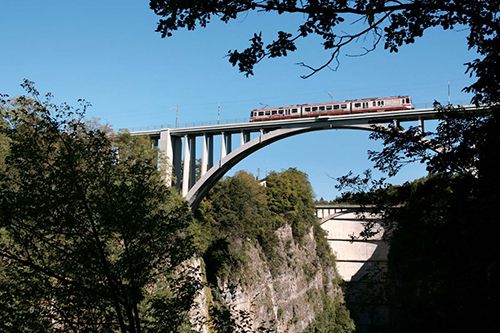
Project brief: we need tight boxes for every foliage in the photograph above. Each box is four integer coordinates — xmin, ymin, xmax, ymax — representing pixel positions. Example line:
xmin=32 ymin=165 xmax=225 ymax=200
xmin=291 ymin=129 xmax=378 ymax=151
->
xmin=209 ymin=294 xmax=276 ymax=333
xmin=376 ymin=172 xmax=498 ymax=332
xmin=312 ymin=222 xmax=337 ymax=275
xmin=144 ymin=264 xmax=204 ymax=333
xmin=303 ymin=295 xmax=355 ymax=333
xmin=368 ymin=103 xmax=492 ymax=177
xmin=0 ymin=108 xmax=8 ymax=171
xmin=150 ymin=0 xmax=498 ymax=102
xmin=266 ymin=168 xmax=317 ymax=239
xmin=335 ymin=102 xmax=499 ymax=330
xmin=389 ymin=109 xmax=500 ymax=332
xmin=197 ymin=168 xmax=320 ymax=280
xmin=197 ymin=170 xmax=281 ymax=280
xmin=0 ymin=81 xmax=198 ymax=332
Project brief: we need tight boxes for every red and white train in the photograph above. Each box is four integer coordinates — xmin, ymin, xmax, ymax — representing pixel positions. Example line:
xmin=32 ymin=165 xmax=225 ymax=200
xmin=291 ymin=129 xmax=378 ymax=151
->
xmin=250 ymin=96 xmax=413 ymax=122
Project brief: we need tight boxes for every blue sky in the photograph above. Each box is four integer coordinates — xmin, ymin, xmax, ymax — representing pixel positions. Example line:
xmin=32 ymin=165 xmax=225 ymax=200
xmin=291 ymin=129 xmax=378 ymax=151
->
xmin=0 ymin=1 xmax=477 ymax=200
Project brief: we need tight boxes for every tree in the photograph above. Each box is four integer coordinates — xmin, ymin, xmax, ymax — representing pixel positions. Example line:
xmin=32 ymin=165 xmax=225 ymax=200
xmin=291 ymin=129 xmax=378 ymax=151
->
xmin=266 ymin=168 xmax=317 ymax=239
xmin=0 ymin=81 xmax=199 ymax=332
xmin=150 ymin=0 xmax=498 ymax=103
xmin=330 ymin=102 xmax=500 ymax=331
xmin=0 ymin=108 xmax=8 ymax=171
xmin=197 ymin=170 xmax=279 ymax=279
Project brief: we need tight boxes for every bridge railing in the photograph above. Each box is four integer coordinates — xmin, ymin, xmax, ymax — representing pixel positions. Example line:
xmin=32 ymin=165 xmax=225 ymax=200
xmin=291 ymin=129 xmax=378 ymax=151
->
xmin=127 ymin=117 xmax=250 ymax=133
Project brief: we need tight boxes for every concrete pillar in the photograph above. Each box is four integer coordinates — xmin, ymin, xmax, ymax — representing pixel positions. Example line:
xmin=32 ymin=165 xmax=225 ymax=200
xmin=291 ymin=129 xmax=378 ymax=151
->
xmin=419 ymin=117 xmax=425 ymax=134
xmin=159 ymin=129 xmax=173 ymax=186
xmin=201 ymin=134 xmax=214 ymax=176
xmin=240 ymin=131 xmax=250 ymax=146
xmin=189 ymin=136 xmax=196 ymax=188
xmin=225 ymin=133 xmax=232 ymax=154
xmin=172 ymin=136 xmax=182 ymax=190
xmin=207 ymin=135 xmax=214 ymax=169
xmin=201 ymin=134 xmax=208 ymax=177
xmin=182 ymin=135 xmax=191 ymax=196
xmin=221 ymin=132 xmax=227 ymax=159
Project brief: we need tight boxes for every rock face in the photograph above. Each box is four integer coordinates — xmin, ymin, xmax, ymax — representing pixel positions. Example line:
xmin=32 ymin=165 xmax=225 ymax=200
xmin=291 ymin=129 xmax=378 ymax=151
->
xmin=201 ymin=224 xmax=347 ymax=332
xmin=194 ymin=169 xmax=354 ymax=332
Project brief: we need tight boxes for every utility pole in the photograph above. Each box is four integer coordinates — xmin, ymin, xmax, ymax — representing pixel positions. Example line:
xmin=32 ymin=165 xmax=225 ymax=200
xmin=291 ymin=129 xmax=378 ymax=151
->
xmin=447 ymin=81 xmax=451 ymax=105
xmin=176 ymin=104 xmax=179 ymax=128
xmin=217 ymin=103 xmax=221 ymax=124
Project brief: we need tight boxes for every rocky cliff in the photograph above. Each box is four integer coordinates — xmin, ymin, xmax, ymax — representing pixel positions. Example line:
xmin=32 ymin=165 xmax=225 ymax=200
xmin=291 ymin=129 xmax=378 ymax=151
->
xmin=213 ymin=224 xmax=350 ymax=332
xmin=192 ymin=169 xmax=354 ymax=332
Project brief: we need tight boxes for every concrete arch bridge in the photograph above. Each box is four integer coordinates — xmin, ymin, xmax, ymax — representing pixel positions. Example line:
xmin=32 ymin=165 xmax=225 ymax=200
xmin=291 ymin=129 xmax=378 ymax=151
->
xmin=131 ymin=106 xmax=477 ymax=208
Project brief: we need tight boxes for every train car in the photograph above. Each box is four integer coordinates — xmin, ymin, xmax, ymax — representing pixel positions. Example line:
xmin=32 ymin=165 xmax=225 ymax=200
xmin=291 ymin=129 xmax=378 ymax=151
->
xmin=249 ymin=105 xmax=302 ymax=122
xmin=249 ymin=96 xmax=413 ymax=122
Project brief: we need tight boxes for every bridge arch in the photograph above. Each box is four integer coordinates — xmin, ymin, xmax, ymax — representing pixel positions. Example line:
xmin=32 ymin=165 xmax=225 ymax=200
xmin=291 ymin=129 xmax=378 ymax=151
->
xmin=131 ymin=106 xmax=480 ymax=208
xmin=186 ymin=123 xmax=376 ymax=208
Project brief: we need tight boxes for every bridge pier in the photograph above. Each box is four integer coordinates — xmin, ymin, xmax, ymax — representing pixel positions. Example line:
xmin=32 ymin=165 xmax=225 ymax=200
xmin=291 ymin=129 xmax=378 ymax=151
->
xmin=201 ymin=134 xmax=213 ymax=177
xmin=221 ymin=132 xmax=232 ymax=159
xmin=240 ymin=131 xmax=251 ymax=145
xmin=172 ymin=136 xmax=182 ymax=189
xmin=159 ymin=129 xmax=173 ymax=185
xmin=419 ymin=117 xmax=425 ymax=134
xmin=181 ymin=135 xmax=191 ymax=196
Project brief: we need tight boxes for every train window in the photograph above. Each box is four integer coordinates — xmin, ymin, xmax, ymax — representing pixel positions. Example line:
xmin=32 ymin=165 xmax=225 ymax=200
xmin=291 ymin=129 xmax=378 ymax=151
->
xmin=373 ymin=101 xmax=377 ymax=106
xmin=381 ymin=100 xmax=384 ymax=105
xmin=319 ymin=106 xmax=325 ymax=111
xmin=312 ymin=107 xmax=318 ymax=111
xmin=406 ymin=98 xmax=410 ymax=103
xmin=354 ymin=103 xmax=361 ymax=108
xmin=402 ymin=99 xmax=405 ymax=104
xmin=265 ymin=111 xmax=270 ymax=116
xmin=272 ymin=110 xmax=277 ymax=115
xmin=292 ymin=108 xmax=298 ymax=113
xmin=304 ymin=107 xmax=311 ymax=112
xmin=278 ymin=110 xmax=284 ymax=114
xmin=259 ymin=112 xmax=264 ymax=116
xmin=326 ymin=105 xmax=332 ymax=110
xmin=333 ymin=105 xmax=340 ymax=110
xmin=341 ymin=104 xmax=347 ymax=109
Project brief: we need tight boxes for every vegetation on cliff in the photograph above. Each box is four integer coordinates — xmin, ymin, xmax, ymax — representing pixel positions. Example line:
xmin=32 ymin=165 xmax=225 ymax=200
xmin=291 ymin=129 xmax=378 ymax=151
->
xmin=197 ymin=169 xmax=328 ymax=280
xmin=196 ymin=168 xmax=354 ymax=332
